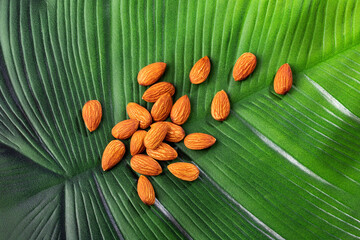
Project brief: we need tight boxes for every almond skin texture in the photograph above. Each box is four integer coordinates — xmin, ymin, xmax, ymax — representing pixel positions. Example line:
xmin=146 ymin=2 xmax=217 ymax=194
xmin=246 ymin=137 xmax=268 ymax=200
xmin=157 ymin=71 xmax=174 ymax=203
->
xmin=211 ymin=90 xmax=230 ymax=121
xmin=189 ymin=56 xmax=211 ymax=84
xmin=168 ymin=162 xmax=199 ymax=181
xmin=184 ymin=133 xmax=216 ymax=150
xmin=144 ymin=122 xmax=169 ymax=149
xmin=137 ymin=175 xmax=155 ymax=205
xmin=150 ymin=122 xmax=185 ymax=143
xmin=137 ymin=62 xmax=166 ymax=86
xmin=165 ymin=122 xmax=185 ymax=142
xmin=112 ymin=119 xmax=139 ymax=139
xmin=274 ymin=63 xmax=293 ymax=95
xmin=142 ymin=82 xmax=175 ymax=102
xmin=131 ymin=154 xmax=162 ymax=176
xmin=127 ymin=103 xmax=152 ymax=129
xmin=233 ymin=52 xmax=257 ymax=81
xmin=82 ymin=100 xmax=102 ymax=132
xmin=130 ymin=130 xmax=147 ymax=156
xmin=151 ymin=93 xmax=173 ymax=121
xmin=170 ymin=95 xmax=191 ymax=125
xmin=101 ymin=140 xmax=126 ymax=171
xmin=147 ymin=142 xmax=178 ymax=161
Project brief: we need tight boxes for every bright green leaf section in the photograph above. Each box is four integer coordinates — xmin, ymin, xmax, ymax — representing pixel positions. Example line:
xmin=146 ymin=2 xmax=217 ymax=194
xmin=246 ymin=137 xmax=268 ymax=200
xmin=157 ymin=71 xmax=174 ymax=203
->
xmin=1 ymin=0 xmax=360 ymax=239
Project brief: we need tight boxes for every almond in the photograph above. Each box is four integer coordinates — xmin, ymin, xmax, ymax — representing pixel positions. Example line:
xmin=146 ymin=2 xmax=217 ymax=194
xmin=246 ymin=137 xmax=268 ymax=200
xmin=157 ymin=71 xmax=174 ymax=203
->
xmin=150 ymin=122 xmax=185 ymax=142
xmin=274 ymin=63 xmax=293 ymax=95
xmin=82 ymin=100 xmax=102 ymax=132
xmin=211 ymin=90 xmax=230 ymax=121
xmin=168 ymin=162 xmax=199 ymax=181
xmin=165 ymin=122 xmax=185 ymax=142
xmin=130 ymin=130 xmax=147 ymax=156
xmin=151 ymin=93 xmax=173 ymax=121
xmin=184 ymin=133 xmax=216 ymax=150
xmin=137 ymin=175 xmax=155 ymax=205
xmin=137 ymin=62 xmax=166 ymax=86
xmin=142 ymin=82 xmax=175 ymax=102
xmin=170 ymin=95 xmax=191 ymax=125
xmin=147 ymin=142 xmax=178 ymax=161
xmin=130 ymin=154 xmax=162 ymax=176
xmin=112 ymin=119 xmax=139 ymax=139
xmin=144 ymin=122 xmax=169 ymax=149
xmin=126 ymin=103 xmax=152 ymax=129
xmin=189 ymin=56 xmax=211 ymax=84
xmin=149 ymin=121 xmax=164 ymax=128
xmin=101 ymin=140 xmax=126 ymax=171
xmin=233 ymin=52 xmax=257 ymax=81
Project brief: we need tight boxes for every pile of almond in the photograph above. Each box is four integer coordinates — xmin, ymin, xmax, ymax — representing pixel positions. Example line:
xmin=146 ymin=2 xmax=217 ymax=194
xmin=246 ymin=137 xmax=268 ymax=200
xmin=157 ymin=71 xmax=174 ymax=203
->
xmin=82 ymin=53 xmax=293 ymax=205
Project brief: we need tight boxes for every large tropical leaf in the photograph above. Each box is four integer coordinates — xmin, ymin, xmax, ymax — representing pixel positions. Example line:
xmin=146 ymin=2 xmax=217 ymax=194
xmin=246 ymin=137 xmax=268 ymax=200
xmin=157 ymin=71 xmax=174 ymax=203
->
xmin=1 ymin=0 xmax=360 ymax=239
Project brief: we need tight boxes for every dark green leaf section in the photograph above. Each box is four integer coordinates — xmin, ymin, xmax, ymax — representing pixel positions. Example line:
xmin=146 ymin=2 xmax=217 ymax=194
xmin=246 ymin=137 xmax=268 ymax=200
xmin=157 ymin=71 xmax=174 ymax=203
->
xmin=1 ymin=0 xmax=360 ymax=239
xmin=64 ymin=170 xmax=122 ymax=240
xmin=94 ymin=162 xmax=186 ymax=240
xmin=0 ymin=0 xmax=114 ymax=176
xmin=0 ymin=145 xmax=63 ymax=209
xmin=0 ymin=179 xmax=64 ymax=240
xmin=152 ymin=160 xmax=274 ymax=240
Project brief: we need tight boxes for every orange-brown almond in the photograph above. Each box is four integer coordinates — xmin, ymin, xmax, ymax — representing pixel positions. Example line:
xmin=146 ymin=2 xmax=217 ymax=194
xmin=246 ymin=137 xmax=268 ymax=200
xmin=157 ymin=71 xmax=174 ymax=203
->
xmin=127 ymin=102 xmax=152 ymax=129
xmin=142 ymin=82 xmax=175 ymax=102
xmin=274 ymin=63 xmax=293 ymax=95
xmin=147 ymin=142 xmax=178 ymax=161
xmin=137 ymin=175 xmax=155 ymax=205
xmin=112 ymin=119 xmax=139 ymax=139
xmin=130 ymin=154 xmax=162 ymax=176
xmin=211 ymin=90 xmax=230 ymax=121
xmin=189 ymin=56 xmax=211 ymax=84
xmin=137 ymin=62 xmax=166 ymax=86
xmin=151 ymin=93 xmax=173 ymax=121
xmin=101 ymin=140 xmax=126 ymax=171
xmin=130 ymin=130 xmax=147 ymax=156
xmin=149 ymin=121 xmax=164 ymax=128
xmin=150 ymin=122 xmax=185 ymax=142
xmin=170 ymin=95 xmax=191 ymax=125
xmin=233 ymin=52 xmax=257 ymax=81
xmin=184 ymin=133 xmax=216 ymax=150
xmin=82 ymin=100 xmax=102 ymax=132
xmin=165 ymin=122 xmax=185 ymax=142
xmin=144 ymin=122 xmax=169 ymax=149
xmin=168 ymin=162 xmax=199 ymax=181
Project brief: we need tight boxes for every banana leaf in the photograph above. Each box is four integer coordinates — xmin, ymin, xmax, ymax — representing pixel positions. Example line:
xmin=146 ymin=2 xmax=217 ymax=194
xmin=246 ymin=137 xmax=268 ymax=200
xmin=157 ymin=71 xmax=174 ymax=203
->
xmin=1 ymin=0 xmax=360 ymax=239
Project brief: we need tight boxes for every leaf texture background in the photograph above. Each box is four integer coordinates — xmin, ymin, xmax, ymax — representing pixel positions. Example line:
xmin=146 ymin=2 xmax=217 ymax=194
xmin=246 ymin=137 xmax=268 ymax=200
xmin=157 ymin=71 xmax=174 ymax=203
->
xmin=1 ymin=0 xmax=360 ymax=239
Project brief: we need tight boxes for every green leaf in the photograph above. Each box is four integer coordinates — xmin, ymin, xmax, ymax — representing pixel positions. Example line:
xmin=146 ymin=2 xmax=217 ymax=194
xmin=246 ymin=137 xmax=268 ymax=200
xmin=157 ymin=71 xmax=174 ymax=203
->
xmin=1 ymin=0 xmax=360 ymax=239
